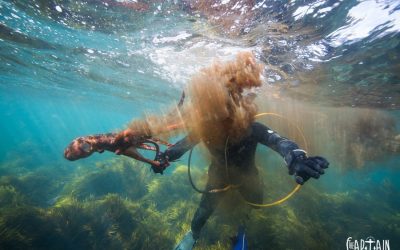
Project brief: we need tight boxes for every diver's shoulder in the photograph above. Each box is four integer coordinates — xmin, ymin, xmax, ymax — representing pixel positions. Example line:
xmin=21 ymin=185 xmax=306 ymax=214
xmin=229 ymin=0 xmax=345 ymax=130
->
xmin=250 ymin=122 xmax=270 ymax=137
xmin=251 ymin=121 xmax=268 ymax=129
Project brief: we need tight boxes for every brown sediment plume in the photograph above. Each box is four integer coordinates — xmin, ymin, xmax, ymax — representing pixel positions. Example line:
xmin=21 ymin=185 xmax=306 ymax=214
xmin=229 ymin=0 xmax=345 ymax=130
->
xmin=255 ymin=89 xmax=399 ymax=169
xmin=125 ymin=52 xmax=398 ymax=170
xmin=127 ymin=110 xmax=186 ymax=140
xmin=127 ymin=52 xmax=263 ymax=147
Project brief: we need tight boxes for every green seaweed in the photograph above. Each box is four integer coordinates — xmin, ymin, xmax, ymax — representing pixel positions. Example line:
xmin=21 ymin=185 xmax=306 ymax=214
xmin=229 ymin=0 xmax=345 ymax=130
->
xmin=0 ymin=167 xmax=68 ymax=207
xmin=0 ymin=185 xmax=26 ymax=208
xmin=0 ymin=156 xmax=399 ymax=249
xmin=0 ymin=206 xmax=63 ymax=249
xmin=62 ymin=158 xmax=149 ymax=201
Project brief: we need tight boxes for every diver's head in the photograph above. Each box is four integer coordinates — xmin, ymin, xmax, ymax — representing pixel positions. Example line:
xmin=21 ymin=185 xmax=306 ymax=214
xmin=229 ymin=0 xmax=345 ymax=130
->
xmin=64 ymin=137 xmax=95 ymax=161
xmin=187 ymin=52 xmax=262 ymax=145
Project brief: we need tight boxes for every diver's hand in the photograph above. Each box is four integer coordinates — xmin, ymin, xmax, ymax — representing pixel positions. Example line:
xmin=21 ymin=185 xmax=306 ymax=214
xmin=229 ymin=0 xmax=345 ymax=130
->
xmin=286 ymin=149 xmax=329 ymax=185
xmin=151 ymin=152 xmax=170 ymax=174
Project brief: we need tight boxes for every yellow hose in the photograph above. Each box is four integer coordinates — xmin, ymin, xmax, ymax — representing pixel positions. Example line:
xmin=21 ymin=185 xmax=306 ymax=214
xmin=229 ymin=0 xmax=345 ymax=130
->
xmin=245 ymin=184 xmax=301 ymax=207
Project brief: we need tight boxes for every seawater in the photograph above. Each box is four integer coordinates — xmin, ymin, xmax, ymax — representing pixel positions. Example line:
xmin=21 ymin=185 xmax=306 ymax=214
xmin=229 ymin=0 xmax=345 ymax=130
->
xmin=0 ymin=1 xmax=399 ymax=249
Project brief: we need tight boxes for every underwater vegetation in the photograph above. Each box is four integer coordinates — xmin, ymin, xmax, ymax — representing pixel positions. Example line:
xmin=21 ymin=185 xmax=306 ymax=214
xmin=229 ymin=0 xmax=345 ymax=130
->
xmin=0 ymin=165 xmax=70 ymax=207
xmin=0 ymin=158 xmax=197 ymax=249
xmin=1 ymin=0 xmax=399 ymax=248
xmin=61 ymin=158 xmax=150 ymax=201
xmin=0 ymin=155 xmax=398 ymax=250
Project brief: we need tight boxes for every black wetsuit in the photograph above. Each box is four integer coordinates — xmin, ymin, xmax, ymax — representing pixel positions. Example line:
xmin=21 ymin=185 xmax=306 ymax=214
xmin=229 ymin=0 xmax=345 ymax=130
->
xmin=165 ymin=122 xmax=300 ymax=239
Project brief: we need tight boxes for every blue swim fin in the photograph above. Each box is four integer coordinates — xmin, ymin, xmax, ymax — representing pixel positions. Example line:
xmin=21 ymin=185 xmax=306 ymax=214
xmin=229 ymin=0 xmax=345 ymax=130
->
xmin=232 ymin=226 xmax=247 ymax=250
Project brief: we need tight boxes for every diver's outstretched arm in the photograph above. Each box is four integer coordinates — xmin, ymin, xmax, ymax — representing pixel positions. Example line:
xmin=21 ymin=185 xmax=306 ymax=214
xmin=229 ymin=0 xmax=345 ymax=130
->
xmin=252 ymin=122 xmax=329 ymax=184
xmin=252 ymin=122 xmax=299 ymax=160
xmin=163 ymin=135 xmax=199 ymax=161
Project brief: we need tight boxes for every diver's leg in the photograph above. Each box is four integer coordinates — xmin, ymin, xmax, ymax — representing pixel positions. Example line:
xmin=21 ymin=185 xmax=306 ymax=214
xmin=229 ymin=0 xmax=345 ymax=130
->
xmin=191 ymin=165 xmax=226 ymax=239
xmin=191 ymin=190 xmax=225 ymax=239
xmin=232 ymin=171 xmax=264 ymax=230
xmin=174 ymin=169 xmax=225 ymax=250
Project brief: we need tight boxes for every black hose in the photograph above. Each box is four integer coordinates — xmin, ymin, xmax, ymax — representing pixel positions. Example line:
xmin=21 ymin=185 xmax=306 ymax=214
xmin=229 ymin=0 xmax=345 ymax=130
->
xmin=143 ymin=140 xmax=160 ymax=161
xmin=187 ymin=148 xmax=209 ymax=194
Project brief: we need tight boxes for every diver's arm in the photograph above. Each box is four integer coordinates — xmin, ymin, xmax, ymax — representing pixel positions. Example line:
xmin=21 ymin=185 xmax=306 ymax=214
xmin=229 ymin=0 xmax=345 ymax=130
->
xmin=164 ymin=135 xmax=199 ymax=161
xmin=252 ymin=122 xmax=300 ymax=163
xmin=252 ymin=122 xmax=329 ymax=184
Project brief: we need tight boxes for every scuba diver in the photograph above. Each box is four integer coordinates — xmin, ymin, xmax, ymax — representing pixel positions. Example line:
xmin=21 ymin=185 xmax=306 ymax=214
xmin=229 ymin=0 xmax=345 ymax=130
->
xmin=63 ymin=52 xmax=329 ymax=250
xmin=151 ymin=52 xmax=329 ymax=250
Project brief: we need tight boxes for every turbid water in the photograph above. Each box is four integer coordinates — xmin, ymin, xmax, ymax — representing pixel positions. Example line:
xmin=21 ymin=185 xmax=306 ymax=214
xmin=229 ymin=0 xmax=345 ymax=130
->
xmin=0 ymin=1 xmax=399 ymax=249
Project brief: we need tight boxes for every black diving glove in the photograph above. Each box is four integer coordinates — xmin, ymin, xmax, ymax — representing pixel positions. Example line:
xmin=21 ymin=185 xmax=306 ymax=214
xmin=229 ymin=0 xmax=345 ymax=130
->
xmin=151 ymin=152 xmax=170 ymax=174
xmin=285 ymin=149 xmax=329 ymax=185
